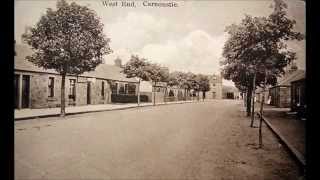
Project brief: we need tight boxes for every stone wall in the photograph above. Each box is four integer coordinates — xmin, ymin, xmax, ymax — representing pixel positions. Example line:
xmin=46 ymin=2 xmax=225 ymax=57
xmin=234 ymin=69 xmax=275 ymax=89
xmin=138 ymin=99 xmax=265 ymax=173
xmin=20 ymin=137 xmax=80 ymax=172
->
xmin=140 ymin=92 xmax=152 ymax=102
xmin=15 ymin=71 xmax=113 ymax=109
xmin=30 ymin=73 xmax=49 ymax=108
xmin=279 ymin=86 xmax=291 ymax=108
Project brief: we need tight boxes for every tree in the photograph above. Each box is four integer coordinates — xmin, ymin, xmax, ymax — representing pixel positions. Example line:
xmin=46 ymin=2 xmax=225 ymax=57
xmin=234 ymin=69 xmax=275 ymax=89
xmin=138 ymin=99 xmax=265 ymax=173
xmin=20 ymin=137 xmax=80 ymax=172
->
xmin=22 ymin=0 xmax=111 ymax=117
xmin=197 ymin=74 xmax=210 ymax=101
xmin=145 ymin=63 xmax=169 ymax=105
xmin=122 ymin=55 xmax=151 ymax=106
xmin=168 ymin=71 xmax=189 ymax=101
xmin=221 ymin=0 xmax=303 ymax=147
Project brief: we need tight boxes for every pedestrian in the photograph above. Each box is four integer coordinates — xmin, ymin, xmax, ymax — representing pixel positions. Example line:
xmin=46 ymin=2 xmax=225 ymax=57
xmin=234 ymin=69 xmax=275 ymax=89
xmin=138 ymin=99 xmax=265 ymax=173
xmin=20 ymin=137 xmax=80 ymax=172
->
xmin=202 ymin=91 xmax=205 ymax=101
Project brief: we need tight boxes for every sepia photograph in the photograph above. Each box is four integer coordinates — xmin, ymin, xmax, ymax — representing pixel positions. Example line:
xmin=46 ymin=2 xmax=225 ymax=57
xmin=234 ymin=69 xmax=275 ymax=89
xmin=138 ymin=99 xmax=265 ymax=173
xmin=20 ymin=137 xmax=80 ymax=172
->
xmin=14 ymin=0 xmax=306 ymax=179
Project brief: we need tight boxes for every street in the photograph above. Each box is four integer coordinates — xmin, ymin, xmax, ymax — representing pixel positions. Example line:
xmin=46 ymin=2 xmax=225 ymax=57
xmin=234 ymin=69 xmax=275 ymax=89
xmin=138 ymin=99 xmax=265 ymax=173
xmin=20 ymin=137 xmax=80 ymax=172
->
xmin=15 ymin=100 xmax=300 ymax=179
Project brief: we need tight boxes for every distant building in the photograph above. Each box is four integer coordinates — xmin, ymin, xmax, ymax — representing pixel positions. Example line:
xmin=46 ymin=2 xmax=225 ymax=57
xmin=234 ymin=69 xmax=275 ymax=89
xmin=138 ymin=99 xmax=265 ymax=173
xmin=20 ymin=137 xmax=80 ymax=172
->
xmin=166 ymin=85 xmax=187 ymax=102
xmin=14 ymin=44 xmax=139 ymax=109
xmin=205 ymin=74 xmax=223 ymax=99
xmin=222 ymin=85 xmax=239 ymax=99
xmin=139 ymin=81 xmax=168 ymax=103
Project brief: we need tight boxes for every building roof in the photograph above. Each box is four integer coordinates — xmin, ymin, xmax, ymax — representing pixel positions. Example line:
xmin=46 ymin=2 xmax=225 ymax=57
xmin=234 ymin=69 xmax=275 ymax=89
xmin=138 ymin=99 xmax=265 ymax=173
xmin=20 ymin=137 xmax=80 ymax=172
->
xmin=277 ymin=70 xmax=305 ymax=86
xmin=222 ymin=85 xmax=238 ymax=93
xmin=15 ymin=44 xmax=57 ymax=74
xmin=290 ymin=71 xmax=305 ymax=83
xmin=14 ymin=44 xmax=138 ymax=83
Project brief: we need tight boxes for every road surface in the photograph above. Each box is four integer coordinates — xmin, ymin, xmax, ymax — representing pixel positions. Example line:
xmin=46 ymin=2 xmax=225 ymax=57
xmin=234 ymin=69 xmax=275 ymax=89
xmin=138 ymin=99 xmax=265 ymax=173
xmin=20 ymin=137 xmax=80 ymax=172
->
xmin=15 ymin=100 xmax=300 ymax=179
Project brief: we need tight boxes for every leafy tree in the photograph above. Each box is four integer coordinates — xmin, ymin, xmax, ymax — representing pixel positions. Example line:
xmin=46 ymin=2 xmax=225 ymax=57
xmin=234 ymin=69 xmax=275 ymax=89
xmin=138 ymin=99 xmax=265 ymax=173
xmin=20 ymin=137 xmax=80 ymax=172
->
xmin=197 ymin=74 xmax=210 ymax=101
xmin=122 ymin=55 xmax=151 ymax=106
xmin=22 ymin=0 xmax=111 ymax=116
xmin=168 ymin=71 xmax=188 ymax=100
xmin=221 ymin=0 xmax=304 ymax=147
xmin=145 ymin=63 xmax=169 ymax=105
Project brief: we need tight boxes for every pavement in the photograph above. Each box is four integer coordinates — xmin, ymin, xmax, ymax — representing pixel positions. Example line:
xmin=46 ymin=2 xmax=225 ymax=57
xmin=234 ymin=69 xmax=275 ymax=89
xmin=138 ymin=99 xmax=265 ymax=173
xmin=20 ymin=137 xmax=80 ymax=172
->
xmin=14 ymin=100 xmax=199 ymax=120
xmin=15 ymin=100 xmax=301 ymax=179
xmin=254 ymin=103 xmax=306 ymax=171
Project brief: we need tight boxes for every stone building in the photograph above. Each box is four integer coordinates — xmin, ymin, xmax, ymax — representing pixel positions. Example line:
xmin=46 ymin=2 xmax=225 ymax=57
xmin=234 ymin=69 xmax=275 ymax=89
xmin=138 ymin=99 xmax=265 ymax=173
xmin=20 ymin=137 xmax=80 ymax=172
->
xmin=139 ymin=81 xmax=168 ymax=103
xmin=14 ymin=44 xmax=139 ymax=109
xmin=222 ymin=85 xmax=239 ymax=99
xmin=269 ymin=66 xmax=304 ymax=108
xmin=205 ymin=74 xmax=223 ymax=99
xmin=290 ymin=72 xmax=305 ymax=113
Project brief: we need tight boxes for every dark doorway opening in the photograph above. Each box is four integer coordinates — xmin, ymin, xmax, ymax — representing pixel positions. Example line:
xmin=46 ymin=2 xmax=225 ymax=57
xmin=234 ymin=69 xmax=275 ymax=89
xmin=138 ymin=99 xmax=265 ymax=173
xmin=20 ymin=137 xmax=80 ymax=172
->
xmin=226 ymin=92 xmax=234 ymax=99
xmin=212 ymin=92 xmax=216 ymax=99
xmin=87 ymin=82 xmax=91 ymax=104
xmin=21 ymin=75 xmax=30 ymax=108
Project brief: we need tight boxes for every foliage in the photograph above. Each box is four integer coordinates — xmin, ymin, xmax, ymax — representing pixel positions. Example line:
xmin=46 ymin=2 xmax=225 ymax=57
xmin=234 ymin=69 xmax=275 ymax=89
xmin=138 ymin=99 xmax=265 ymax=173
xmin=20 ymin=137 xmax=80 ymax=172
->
xmin=220 ymin=0 xmax=304 ymax=89
xmin=22 ymin=0 xmax=111 ymax=75
xmin=122 ymin=55 xmax=151 ymax=81
xmin=145 ymin=63 xmax=169 ymax=83
xmin=196 ymin=74 xmax=210 ymax=92
xmin=21 ymin=0 xmax=111 ymax=116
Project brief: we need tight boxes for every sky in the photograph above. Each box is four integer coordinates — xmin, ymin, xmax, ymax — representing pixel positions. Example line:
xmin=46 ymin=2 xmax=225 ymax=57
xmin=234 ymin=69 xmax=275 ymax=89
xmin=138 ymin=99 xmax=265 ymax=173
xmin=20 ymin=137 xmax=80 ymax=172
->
xmin=15 ymin=0 xmax=305 ymax=86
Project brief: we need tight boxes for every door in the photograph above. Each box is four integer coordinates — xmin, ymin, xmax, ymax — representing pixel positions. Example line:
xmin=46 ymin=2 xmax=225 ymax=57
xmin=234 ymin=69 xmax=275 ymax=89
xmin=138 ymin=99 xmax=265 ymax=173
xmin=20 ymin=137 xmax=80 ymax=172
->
xmin=14 ymin=75 xmax=19 ymax=108
xmin=69 ymin=79 xmax=76 ymax=105
xmin=212 ymin=92 xmax=216 ymax=99
xmin=87 ymin=82 xmax=91 ymax=104
xmin=21 ymin=75 xmax=30 ymax=108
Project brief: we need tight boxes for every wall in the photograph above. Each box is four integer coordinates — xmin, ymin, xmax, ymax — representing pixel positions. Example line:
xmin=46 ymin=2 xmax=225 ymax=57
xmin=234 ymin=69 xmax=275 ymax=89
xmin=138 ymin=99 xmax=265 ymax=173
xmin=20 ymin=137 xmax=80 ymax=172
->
xmin=15 ymin=71 xmax=113 ymax=109
xmin=140 ymin=81 xmax=152 ymax=92
xmin=140 ymin=92 xmax=152 ymax=102
xmin=278 ymin=86 xmax=291 ymax=108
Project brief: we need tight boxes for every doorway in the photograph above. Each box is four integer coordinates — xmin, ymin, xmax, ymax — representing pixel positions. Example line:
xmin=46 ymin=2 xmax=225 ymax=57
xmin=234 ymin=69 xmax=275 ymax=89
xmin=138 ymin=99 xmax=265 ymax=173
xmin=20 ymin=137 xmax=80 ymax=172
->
xmin=212 ymin=92 xmax=216 ymax=99
xmin=87 ymin=82 xmax=91 ymax=104
xmin=21 ymin=75 xmax=30 ymax=108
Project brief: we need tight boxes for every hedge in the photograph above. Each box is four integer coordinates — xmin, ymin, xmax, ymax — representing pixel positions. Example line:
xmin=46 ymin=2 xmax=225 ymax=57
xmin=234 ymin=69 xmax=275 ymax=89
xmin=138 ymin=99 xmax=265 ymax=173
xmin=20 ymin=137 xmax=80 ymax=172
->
xmin=111 ymin=94 xmax=149 ymax=103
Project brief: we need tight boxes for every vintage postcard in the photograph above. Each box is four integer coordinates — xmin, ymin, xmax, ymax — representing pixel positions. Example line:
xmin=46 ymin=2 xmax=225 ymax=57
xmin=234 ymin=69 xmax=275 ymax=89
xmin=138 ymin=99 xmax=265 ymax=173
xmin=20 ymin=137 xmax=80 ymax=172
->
xmin=14 ymin=0 xmax=306 ymax=179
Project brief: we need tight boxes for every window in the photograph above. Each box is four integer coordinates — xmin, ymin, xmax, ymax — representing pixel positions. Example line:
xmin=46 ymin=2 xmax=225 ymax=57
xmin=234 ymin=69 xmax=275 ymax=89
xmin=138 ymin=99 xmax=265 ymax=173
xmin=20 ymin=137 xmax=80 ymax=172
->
xmin=111 ymin=82 xmax=118 ymax=94
xmin=125 ymin=84 xmax=129 ymax=94
xmin=128 ymin=83 xmax=136 ymax=95
xmin=101 ymin=81 xmax=105 ymax=99
xmin=212 ymin=83 xmax=216 ymax=87
xmin=69 ymin=79 xmax=76 ymax=100
xmin=48 ymin=77 xmax=54 ymax=97
xmin=119 ymin=83 xmax=125 ymax=94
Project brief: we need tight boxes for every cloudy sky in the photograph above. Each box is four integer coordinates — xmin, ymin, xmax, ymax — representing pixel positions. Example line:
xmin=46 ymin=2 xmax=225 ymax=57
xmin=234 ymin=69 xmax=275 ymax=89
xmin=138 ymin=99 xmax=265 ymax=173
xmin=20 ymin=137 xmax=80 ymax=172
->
xmin=15 ymin=0 xmax=305 ymax=86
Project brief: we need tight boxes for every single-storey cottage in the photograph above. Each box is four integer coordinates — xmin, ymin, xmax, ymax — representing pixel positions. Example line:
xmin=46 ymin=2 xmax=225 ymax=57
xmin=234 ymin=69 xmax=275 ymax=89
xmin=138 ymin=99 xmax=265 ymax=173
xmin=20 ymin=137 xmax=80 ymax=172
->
xmin=269 ymin=68 xmax=305 ymax=108
xmin=14 ymin=44 xmax=139 ymax=109
xmin=290 ymin=72 xmax=305 ymax=114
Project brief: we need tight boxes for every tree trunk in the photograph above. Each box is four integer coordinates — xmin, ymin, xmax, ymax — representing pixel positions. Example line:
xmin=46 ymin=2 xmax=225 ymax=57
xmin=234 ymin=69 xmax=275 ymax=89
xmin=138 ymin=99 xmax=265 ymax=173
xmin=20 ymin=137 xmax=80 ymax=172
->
xmin=153 ymin=81 xmax=156 ymax=106
xmin=197 ymin=91 xmax=200 ymax=101
xmin=137 ymin=79 xmax=140 ymax=106
xmin=246 ymin=88 xmax=252 ymax=116
xmin=243 ymin=92 xmax=247 ymax=107
xmin=60 ymin=74 xmax=66 ymax=117
xmin=250 ymin=73 xmax=256 ymax=127
xmin=164 ymin=87 xmax=167 ymax=104
xmin=259 ymin=72 xmax=268 ymax=148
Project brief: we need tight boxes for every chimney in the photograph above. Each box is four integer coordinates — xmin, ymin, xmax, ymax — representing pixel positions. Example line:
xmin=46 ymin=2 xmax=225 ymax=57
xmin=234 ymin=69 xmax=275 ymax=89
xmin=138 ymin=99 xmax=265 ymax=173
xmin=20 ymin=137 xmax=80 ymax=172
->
xmin=114 ymin=57 xmax=122 ymax=67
